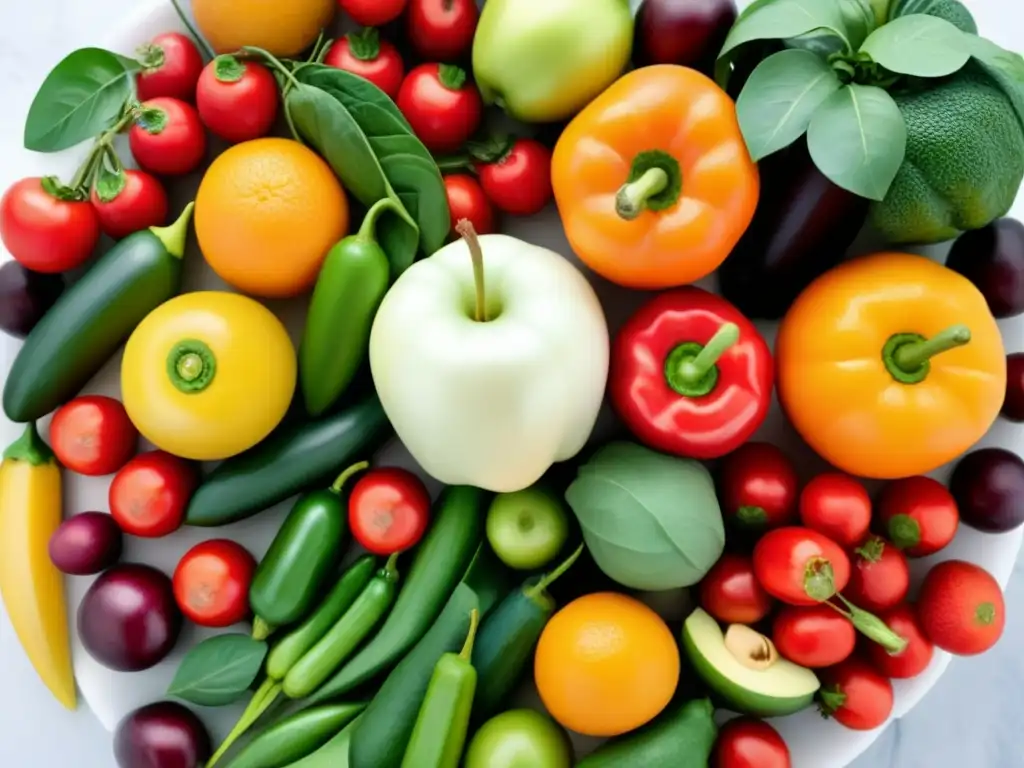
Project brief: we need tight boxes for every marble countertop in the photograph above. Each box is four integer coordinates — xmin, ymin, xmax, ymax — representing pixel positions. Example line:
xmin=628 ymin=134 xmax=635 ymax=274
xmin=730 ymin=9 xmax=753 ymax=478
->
xmin=1 ymin=1 xmax=1022 ymax=766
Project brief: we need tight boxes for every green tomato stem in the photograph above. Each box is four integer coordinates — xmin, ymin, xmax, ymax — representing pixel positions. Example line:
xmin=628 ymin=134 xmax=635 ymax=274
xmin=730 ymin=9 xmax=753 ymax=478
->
xmin=834 ymin=594 xmax=908 ymax=655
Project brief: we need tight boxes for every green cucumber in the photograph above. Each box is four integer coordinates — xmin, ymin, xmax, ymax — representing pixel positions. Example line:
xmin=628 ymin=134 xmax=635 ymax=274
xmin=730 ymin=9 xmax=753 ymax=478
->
xmin=185 ymin=396 xmax=391 ymax=527
xmin=348 ymin=583 xmax=480 ymax=768
xmin=2 ymin=204 xmax=194 ymax=423
xmin=223 ymin=703 xmax=365 ymax=768
xmin=307 ymin=486 xmax=487 ymax=703
xmin=289 ymin=714 xmax=362 ymax=768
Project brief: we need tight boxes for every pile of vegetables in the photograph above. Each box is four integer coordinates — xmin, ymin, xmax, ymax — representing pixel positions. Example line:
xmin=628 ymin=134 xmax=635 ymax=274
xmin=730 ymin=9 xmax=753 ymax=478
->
xmin=0 ymin=0 xmax=1023 ymax=766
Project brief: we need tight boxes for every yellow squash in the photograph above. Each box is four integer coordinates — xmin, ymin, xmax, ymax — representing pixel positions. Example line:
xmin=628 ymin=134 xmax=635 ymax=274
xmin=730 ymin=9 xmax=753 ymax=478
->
xmin=0 ymin=423 xmax=75 ymax=709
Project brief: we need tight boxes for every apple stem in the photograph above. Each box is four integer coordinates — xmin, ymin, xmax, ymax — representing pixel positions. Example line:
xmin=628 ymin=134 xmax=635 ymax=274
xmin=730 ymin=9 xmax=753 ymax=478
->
xmin=457 ymin=218 xmax=488 ymax=322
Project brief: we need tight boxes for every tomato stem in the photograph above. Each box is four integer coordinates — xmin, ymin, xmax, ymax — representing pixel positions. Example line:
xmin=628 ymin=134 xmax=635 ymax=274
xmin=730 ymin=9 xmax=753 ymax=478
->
xmin=887 ymin=514 xmax=921 ymax=549
xmin=457 ymin=219 xmax=488 ymax=322
xmin=833 ymin=594 xmax=908 ymax=654
xmin=803 ymin=558 xmax=838 ymax=602
xmin=331 ymin=461 xmax=371 ymax=493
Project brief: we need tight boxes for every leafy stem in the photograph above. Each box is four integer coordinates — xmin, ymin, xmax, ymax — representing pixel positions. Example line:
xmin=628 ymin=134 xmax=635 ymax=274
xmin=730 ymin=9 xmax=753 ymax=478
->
xmin=68 ymin=107 xmax=136 ymax=193
xmin=169 ymin=0 xmax=215 ymax=60
xmin=242 ymin=46 xmax=302 ymax=91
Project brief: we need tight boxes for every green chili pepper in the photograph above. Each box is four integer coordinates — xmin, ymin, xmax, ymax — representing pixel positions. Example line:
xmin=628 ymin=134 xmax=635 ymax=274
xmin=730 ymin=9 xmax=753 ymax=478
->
xmin=399 ymin=608 xmax=480 ymax=768
xmin=223 ymin=702 xmax=365 ymax=768
xmin=250 ymin=461 xmax=369 ymax=641
xmin=299 ymin=198 xmax=395 ymax=418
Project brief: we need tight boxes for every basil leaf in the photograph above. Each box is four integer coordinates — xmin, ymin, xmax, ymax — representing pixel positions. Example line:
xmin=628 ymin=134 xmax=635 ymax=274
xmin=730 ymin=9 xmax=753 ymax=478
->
xmin=736 ymin=49 xmax=842 ymax=161
xmin=807 ymin=83 xmax=907 ymax=201
xmin=888 ymin=0 xmax=978 ymax=34
xmin=965 ymin=34 xmax=1024 ymax=133
xmin=167 ymin=634 xmax=268 ymax=707
xmin=720 ymin=0 xmax=849 ymax=59
xmin=860 ymin=14 xmax=970 ymax=78
xmin=113 ymin=53 xmax=142 ymax=74
xmin=24 ymin=47 xmax=135 ymax=152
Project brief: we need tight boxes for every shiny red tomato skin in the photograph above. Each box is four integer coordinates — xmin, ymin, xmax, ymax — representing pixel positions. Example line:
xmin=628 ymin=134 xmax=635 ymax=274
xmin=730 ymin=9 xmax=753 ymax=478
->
xmin=129 ymin=97 xmax=207 ymax=176
xmin=109 ymin=451 xmax=198 ymax=538
xmin=339 ymin=0 xmax=407 ymax=26
xmin=397 ymin=64 xmax=483 ymax=154
xmin=917 ymin=560 xmax=1006 ymax=656
xmin=173 ymin=539 xmax=257 ymax=627
xmin=477 ymin=139 xmax=554 ymax=217
xmin=799 ymin=473 xmax=872 ymax=548
xmin=135 ymin=32 xmax=204 ymax=102
xmin=772 ymin=604 xmax=856 ymax=668
xmin=719 ymin=442 xmax=800 ymax=533
xmin=865 ymin=603 xmax=934 ymax=679
xmin=818 ymin=657 xmax=894 ymax=731
xmin=875 ymin=475 xmax=959 ymax=557
xmin=324 ymin=37 xmax=405 ymax=101
xmin=196 ymin=58 xmax=279 ymax=144
xmin=407 ymin=0 xmax=480 ymax=62
xmin=349 ymin=467 xmax=431 ymax=555
xmin=844 ymin=536 xmax=910 ymax=613
xmin=445 ymin=174 xmax=496 ymax=236
xmin=698 ymin=553 xmax=774 ymax=625
xmin=0 ymin=177 xmax=101 ymax=273
xmin=713 ymin=717 xmax=791 ymax=768
xmin=753 ymin=527 xmax=850 ymax=606
xmin=90 ymin=169 xmax=169 ymax=239
xmin=49 ymin=395 xmax=138 ymax=476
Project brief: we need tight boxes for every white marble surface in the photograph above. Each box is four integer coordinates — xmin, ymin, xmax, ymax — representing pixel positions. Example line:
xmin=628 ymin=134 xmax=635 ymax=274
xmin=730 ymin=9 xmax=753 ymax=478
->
xmin=1 ymin=1 xmax=1023 ymax=767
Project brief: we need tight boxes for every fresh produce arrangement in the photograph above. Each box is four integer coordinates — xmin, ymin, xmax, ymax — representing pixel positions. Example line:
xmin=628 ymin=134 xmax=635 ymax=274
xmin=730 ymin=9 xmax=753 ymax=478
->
xmin=0 ymin=0 xmax=1022 ymax=766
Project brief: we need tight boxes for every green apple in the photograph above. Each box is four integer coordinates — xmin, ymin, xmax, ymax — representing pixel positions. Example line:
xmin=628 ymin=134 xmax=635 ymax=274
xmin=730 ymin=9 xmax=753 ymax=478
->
xmin=486 ymin=485 xmax=570 ymax=571
xmin=464 ymin=709 xmax=573 ymax=768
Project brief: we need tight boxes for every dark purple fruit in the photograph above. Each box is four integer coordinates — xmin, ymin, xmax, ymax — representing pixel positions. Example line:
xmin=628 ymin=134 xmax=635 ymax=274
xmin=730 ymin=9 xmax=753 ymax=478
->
xmin=717 ymin=143 xmax=869 ymax=319
xmin=950 ymin=448 xmax=1024 ymax=533
xmin=1004 ymin=353 xmax=1024 ymax=422
xmin=634 ymin=0 xmax=737 ymax=74
xmin=946 ymin=218 xmax=1024 ymax=318
xmin=49 ymin=512 xmax=123 ymax=575
xmin=77 ymin=563 xmax=182 ymax=672
xmin=0 ymin=260 xmax=63 ymax=338
xmin=113 ymin=701 xmax=211 ymax=768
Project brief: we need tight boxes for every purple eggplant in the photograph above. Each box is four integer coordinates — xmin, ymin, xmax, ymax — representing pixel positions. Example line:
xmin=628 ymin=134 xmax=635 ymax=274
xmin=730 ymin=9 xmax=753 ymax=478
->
xmin=946 ymin=218 xmax=1024 ymax=318
xmin=634 ymin=0 xmax=737 ymax=74
xmin=1004 ymin=353 xmax=1024 ymax=423
xmin=0 ymin=260 xmax=63 ymax=338
xmin=113 ymin=702 xmax=211 ymax=768
xmin=950 ymin=448 xmax=1024 ymax=533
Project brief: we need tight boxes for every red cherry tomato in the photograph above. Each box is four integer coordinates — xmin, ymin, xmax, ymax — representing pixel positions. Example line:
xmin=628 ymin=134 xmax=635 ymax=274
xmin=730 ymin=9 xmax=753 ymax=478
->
xmin=348 ymin=467 xmax=431 ymax=555
xmin=324 ymin=29 xmax=405 ymax=101
xmin=753 ymin=527 xmax=850 ymax=606
xmin=713 ymin=717 xmax=791 ymax=768
xmin=339 ymin=0 xmax=407 ymax=26
xmin=698 ymin=553 xmax=774 ymax=625
xmin=407 ymin=0 xmax=480 ymax=62
xmin=818 ymin=657 xmax=893 ymax=731
xmin=917 ymin=560 xmax=1006 ymax=656
xmin=772 ymin=604 xmax=856 ymax=668
xmin=397 ymin=64 xmax=483 ymax=154
xmin=476 ymin=139 xmax=553 ymax=217
xmin=844 ymin=536 xmax=910 ymax=613
xmin=718 ymin=442 xmax=800 ymax=534
xmin=864 ymin=603 xmax=934 ymax=679
xmin=799 ymin=473 xmax=872 ymax=548
xmin=445 ymin=175 xmax=495 ymax=236
xmin=49 ymin=395 xmax=138 ymax=476
xmin=109 ymin=451 xmax=198 ymax=538
xmin=135 ymin=32 xmax=204 ymax=102
xmin=129 ymin=97 xmax=207 ymax=176
xmin=196 ymin=56 xmax=279 ymax=144
xmin=90 ymin=169 xmax=169 ymax=239
xmin=875 ymin=475 xmax=959 ymax=557
xmin=173 ymin=539 xmax=256 ymax=628
xmin=0 ymin=177 xmax=100 ymax=273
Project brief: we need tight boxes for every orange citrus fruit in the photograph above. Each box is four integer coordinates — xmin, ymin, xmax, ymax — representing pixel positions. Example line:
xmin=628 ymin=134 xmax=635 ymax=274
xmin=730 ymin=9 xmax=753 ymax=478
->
xmin=195 ymin=138 xmax=349 ymax=298
xmin=192 ymin=0 xmax=335 ymax=57
xmin=534 ymin=592 xmax=680 ymax=737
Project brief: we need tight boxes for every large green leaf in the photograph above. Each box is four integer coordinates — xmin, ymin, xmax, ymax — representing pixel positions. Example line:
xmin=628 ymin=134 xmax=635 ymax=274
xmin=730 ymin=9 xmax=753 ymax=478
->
xmin=888 ymin=0 xmax=978 ymax=33
xmin=965 ymin=34 xmax=1024 ymax=133
xmin=807 ymin=83 xmax=907 ymax=201
xmin=167 ymin=634 xmax=268 ymax=707
xmin=720 ymin=0 xmax=850 ymax=59
xmin=860 ymin=14 xmax=970 ymax=78
xmin=786 ymin=0 xmax=876 ymax=55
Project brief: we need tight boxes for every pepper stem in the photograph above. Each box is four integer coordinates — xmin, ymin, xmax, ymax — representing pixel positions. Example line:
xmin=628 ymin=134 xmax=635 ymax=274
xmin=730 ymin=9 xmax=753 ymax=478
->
xmin=525 ymin=544 xmax=585 ymax=600
xmin=252 ymin=616 xmax=275 ymax=642
xmin=150 ymin=202 xmax=195 ymax=259
xmin=383 ymin=552 xmax=401 ymax=579
xmin=615 ymin=167 xmax=669 ymax=220
xmin=457 ymin=219 xmax=488 ymax=322
xmin=166 ymin=339 xmax=216 ymax=394
xmin=331 ymin=461 xmax=370 ymax=493
xmin=356 ymin=197 xmax=401 ymax=244
xmin=893 ymin=325 xmax=971 ymax=371
xmin=2 ymin=422 xmax=55 ymax=466
xmin=677 ymin=323 xmax=740 ymax=383
xmin=459 ymin=609 xmax=480 ymax=661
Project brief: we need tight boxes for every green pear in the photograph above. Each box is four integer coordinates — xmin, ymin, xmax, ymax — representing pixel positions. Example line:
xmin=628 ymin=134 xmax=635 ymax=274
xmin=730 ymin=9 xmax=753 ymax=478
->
xmin=472 ymin=0 xmax=634 ymax=124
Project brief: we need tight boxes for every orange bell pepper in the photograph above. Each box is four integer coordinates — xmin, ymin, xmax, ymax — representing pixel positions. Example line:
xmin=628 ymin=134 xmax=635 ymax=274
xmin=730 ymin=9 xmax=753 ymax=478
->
xmin=551 ymin=65 xmax=759 ymax=290
xmin=776 ymin=252 xmax=1006 ymax=480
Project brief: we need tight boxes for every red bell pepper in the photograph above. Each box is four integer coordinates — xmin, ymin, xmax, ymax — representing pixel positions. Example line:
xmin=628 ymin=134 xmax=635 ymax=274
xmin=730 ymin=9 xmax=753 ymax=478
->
xmin=610 ymin=287 xmax=774 ymax=460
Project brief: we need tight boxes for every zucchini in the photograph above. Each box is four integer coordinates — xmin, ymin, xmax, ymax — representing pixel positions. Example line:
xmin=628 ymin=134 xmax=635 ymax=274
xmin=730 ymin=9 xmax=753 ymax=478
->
xmin=348 ymin=583 xmax=480 ymax=768
xmin=223 ymin=703 xmax=365 ymax=768
xmin=288 ymin=714 xmax=362 ymax=768
xmin=307 ymin=486 xmax=487 ymax=703
xmin=2 ymin=204 xmax=194 ymax=422
xmin=185 ymin=396 xmax=391 ymax=526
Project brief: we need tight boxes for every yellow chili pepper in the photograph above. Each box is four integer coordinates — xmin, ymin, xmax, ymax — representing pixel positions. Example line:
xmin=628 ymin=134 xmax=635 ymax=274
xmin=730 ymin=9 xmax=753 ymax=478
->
xmin=0 ymin=423 xmax=75 ymax=709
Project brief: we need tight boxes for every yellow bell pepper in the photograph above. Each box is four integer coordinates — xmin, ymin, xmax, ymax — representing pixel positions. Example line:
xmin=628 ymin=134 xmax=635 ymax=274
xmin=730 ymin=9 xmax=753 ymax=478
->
xmin=0 ymin=423 xmax=75 ymax=709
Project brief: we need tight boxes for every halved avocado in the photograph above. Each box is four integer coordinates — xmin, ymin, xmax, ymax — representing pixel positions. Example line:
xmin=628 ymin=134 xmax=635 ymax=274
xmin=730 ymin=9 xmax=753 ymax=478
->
xmin=682 ymin=608 xmax=819 ymax=717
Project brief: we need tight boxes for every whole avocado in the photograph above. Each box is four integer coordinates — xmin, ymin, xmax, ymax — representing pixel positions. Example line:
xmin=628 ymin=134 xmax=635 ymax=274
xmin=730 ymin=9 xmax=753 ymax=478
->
xmin=472 ymin=0 xmax=633 ymax=124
